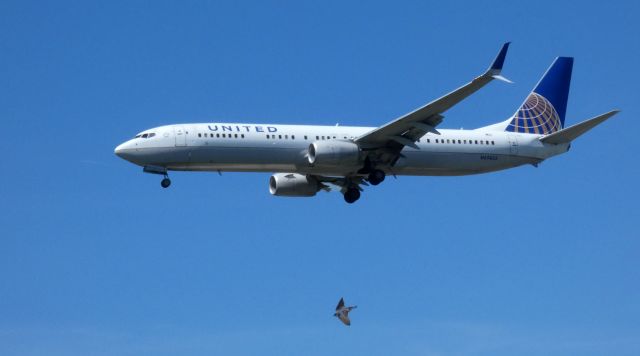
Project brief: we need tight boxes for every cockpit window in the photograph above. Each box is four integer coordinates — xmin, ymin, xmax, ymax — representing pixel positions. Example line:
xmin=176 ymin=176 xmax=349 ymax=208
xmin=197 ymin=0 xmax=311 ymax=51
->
xmin=135 ymin=132 xmax=156 ymax=139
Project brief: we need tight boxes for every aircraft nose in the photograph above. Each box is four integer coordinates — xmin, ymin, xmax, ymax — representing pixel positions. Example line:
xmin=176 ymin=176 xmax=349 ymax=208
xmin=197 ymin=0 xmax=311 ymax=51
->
xmin=114 ymin=140 xmax=144 ymax=164
xmin=114 ymin=142 xmax=126 ymax=158
xmin=114 ymin=141 xmax=137 ymax=161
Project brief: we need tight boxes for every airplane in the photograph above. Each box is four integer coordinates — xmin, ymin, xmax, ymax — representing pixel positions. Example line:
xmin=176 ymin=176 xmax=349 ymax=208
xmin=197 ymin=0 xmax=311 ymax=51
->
xmin=114 ymin=43 xmax=619 ymax=204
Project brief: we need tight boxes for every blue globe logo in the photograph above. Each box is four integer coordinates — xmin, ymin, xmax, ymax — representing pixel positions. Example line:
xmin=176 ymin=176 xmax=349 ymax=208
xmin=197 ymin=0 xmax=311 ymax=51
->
xmin=507 ymin=93 xmax=561 ymax=134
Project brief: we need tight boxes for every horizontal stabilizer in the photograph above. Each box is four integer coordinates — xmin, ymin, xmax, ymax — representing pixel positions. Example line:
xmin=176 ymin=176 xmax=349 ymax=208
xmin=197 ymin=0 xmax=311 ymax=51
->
xmin=539 ymin=110 xmax=620 ymax=144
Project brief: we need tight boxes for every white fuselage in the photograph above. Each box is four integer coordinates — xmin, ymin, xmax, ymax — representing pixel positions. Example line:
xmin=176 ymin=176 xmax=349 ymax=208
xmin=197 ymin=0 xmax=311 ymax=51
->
xmin=114 ymin=122 xmax=569 ymax=176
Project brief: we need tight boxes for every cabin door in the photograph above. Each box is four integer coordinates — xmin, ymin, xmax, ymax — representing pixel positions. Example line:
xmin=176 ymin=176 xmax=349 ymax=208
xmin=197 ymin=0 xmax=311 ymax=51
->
xmin=175 ymin=126 xmax=187 ymax=147
xmin=507 ymin=134 xmax=518 ymax=154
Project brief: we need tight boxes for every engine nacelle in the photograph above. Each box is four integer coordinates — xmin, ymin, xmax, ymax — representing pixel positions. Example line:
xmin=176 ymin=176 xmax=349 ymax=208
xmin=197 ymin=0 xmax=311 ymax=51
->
xmin=269 ymin=173 xmax=320 ymax=197
xmin=307 ymin=140 xmax=361 ymax=167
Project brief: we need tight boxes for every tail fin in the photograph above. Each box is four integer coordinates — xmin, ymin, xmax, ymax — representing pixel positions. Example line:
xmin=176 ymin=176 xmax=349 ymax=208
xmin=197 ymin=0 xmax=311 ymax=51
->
xmin=505 ymin=57 xmax=573 ymax=134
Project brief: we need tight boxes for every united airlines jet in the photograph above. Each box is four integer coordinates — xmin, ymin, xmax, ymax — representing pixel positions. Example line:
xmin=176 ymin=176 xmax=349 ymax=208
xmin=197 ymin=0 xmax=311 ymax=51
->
xmin=115 ymin=43 xmax=618 ymax=203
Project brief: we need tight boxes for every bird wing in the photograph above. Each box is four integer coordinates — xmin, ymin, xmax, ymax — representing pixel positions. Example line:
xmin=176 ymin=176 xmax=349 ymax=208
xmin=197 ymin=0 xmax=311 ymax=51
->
xmin=338 ymin=313 xmax=351 ymax=326
xmin=335 ymin=297 xmax=345 ymax=311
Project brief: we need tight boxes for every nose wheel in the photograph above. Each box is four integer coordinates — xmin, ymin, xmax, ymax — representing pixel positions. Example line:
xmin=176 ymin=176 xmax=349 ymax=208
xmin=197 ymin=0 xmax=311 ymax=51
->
xmin=161 ymin=176 xmax=171 ymax=188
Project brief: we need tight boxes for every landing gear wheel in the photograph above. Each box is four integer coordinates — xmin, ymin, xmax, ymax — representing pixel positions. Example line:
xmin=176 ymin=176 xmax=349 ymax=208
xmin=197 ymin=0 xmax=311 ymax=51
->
xmin=343 ymin=188 xmax=361 ymax=204
xmin=368 ymin=169 xmax=386 ymax=186
xmin=161 ymin=177 xmax=171 ymax=188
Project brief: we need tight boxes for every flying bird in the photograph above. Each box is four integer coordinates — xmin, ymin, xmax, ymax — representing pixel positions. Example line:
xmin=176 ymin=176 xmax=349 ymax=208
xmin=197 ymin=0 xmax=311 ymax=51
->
xmin=334 ymin=297 xmax=357 ymax=326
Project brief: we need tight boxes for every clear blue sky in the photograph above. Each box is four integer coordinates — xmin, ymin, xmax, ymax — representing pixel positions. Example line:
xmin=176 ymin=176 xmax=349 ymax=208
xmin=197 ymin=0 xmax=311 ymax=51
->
xmin=1 ymin=1 xmax=639 ymax=355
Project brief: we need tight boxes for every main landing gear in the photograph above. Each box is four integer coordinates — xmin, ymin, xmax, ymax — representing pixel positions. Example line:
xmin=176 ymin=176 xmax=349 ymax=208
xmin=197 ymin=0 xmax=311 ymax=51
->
xmin=343 ymin=187 xmax=361 ymax=204
xmin=340 ymin=168 xmax=386 ymax=204
xmin=367 ymin=169 xmax=386 ymax=186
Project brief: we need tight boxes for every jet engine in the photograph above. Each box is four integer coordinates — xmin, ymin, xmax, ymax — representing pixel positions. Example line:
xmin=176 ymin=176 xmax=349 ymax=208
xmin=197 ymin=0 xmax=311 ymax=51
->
xmin=269 ymin=173 xmax=321 ymax=197
xmin=307 ymin=140 xmax=361 ymax=167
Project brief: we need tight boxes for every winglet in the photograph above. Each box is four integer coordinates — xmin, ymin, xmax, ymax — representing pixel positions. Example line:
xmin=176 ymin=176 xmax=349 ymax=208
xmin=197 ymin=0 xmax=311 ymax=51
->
xmin=490 ymin=42 xmax=510 ymax=72
xmin=491 ymin=74 xmax=513 ymax=83
xmin=485 ymin=42 xmax=511 ymax=82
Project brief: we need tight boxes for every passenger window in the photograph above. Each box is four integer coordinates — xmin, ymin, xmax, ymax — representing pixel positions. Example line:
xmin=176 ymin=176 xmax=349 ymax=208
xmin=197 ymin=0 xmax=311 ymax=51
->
xmin=427 ymin=139 xmax=430 ymax=143
xmin=279 ymin=135 xmax=282 ymax=139
xmin=458 ymin=140 xmax=461 ymax=144
xmin=475 ymin=140 xmax=478 ymax=144
xmin=292 ymin=135 xmax=295 ymax=140
xmin=241 ymin=134 xmax=245 ymax=138
xmin=446 ymin=139 xmax=450 ymax=143
xmin=222 ymin=134 xmax=226 ymax=138
xmin=316 ymin=136 xmax=319 ymax=140
xmin=304 ymin=135 xmax=308 ymax=140
xmin=321 ymin=136 xmax=325 ymax=140
xmin=234 ymin=134 xmax=238 ymax=138
xmin=216 ymin=133 xmax=220 ymax=138
xmin=491 ymin=141 xmax=495 ymax=145
xmin=285 ymin=135 xmax=288 ymax=139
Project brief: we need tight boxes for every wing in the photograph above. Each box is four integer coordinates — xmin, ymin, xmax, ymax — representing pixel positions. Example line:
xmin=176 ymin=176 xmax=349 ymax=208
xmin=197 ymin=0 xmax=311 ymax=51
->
xmin=355 ymin=43 xmax=511 ymax=156
xmin=336 ymin=297 xmax=345 ymax=311
xmin=338 ymin=313 xmax=351 ymax=326
xmin=314 ymin=176 xmax=367 ymax=193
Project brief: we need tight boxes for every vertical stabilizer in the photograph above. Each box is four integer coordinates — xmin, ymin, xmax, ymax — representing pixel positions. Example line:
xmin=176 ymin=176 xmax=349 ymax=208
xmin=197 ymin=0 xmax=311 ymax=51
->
xmin=505 ymin=57 xmax=573 ymax=134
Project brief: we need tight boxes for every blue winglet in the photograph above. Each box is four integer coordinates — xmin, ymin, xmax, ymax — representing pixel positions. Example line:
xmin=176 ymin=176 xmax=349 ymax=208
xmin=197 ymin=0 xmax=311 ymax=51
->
xmin=490 ymin=42 xmax=510 ymax=72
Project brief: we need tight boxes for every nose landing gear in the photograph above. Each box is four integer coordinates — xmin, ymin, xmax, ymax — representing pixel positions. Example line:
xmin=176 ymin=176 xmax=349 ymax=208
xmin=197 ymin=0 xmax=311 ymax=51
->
xmin=143 ymin=166 xmax=172 ymax=189
xmin=161 ymin=176 xmax=171 ymax=188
